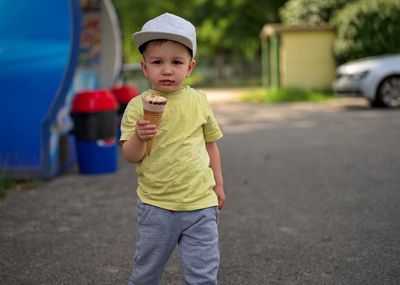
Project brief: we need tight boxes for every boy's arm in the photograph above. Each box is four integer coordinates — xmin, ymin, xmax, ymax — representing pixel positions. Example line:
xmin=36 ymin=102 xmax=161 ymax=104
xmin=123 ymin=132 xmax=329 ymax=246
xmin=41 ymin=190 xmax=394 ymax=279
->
xmin=121 ymin=120 xmax=157 ymax=163
xmin=206 ymin=141 xmax=226 ymax=209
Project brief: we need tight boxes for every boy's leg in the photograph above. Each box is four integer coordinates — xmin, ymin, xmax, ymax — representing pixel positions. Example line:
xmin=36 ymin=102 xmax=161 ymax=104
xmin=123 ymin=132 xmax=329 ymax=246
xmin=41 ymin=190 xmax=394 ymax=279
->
xmin=128 ymin=200 xmax=180 ymax=285
xmin=178 ymin=207 xmax=220 ymax=285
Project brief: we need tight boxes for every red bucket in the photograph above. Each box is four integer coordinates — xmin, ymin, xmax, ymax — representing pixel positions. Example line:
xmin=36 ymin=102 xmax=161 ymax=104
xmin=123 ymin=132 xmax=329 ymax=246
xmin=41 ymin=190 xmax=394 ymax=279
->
xmin=72 ymin=89 xmax=119 ymax=113
xmin=111 ymin=85 xmax=139 ymax=114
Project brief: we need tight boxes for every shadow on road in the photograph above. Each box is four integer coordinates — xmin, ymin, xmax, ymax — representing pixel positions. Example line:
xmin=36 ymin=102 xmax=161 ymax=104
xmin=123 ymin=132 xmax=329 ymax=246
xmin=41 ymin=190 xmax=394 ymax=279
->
xmin=1 ymin=97 xmax=399 ymax=284
xmin=213 ymin=98 xmax=400 ymax=284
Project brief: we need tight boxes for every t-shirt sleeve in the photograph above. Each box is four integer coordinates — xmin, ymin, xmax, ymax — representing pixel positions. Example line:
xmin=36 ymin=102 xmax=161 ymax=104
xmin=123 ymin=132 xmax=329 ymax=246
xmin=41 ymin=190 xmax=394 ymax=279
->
xmin=202 ymin=95 xmax=223 ymax=142
xmin=120 ymin=97 xmax=143 ymax=142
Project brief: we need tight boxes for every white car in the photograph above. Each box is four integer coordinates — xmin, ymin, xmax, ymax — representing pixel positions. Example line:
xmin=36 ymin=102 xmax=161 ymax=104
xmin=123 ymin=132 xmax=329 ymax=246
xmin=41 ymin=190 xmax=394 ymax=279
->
xmin=333 ymin=54 xmax=400 ymax=107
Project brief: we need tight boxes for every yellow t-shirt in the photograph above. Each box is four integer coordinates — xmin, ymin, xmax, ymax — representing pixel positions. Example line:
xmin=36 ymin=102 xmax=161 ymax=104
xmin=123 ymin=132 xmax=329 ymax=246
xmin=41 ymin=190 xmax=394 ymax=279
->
xmin=120 ymin=87 xmax=223 ymax=211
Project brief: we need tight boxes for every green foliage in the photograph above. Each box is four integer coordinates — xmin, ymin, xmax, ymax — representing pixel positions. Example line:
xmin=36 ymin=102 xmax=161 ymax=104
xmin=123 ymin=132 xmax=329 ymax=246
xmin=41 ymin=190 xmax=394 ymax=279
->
xmin=280 ymin=0 xmax=400 ymax=64
xmin=0 ymin=176 xmax=43 ymax=199
xmin=332 ymin=0 xmax=400 ymax=64
xmin=0 ymin=174 xmax=15 ymax=199
xmin=280 ymin=0 xmax=350 ymax=25
xmin=242 ymin=88 xmax=334 ymax=104
xmin=112 ymin=0 xmax=287 ymax=63
xmin=193 ymin=0 xmax=287 ymax=61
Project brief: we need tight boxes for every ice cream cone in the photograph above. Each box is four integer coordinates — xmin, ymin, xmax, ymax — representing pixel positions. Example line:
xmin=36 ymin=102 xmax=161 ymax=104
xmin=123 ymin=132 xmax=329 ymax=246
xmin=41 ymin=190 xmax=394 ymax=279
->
xmin=143 ymin=109 xmax=163 ymax=155
xmin=142 ymin=94 xmax=167 ymax=156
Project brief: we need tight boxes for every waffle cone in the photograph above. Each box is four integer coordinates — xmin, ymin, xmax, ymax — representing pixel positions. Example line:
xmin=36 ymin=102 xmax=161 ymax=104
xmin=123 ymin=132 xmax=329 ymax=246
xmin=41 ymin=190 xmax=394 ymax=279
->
xmin=144 ymin=109 xmax=163 ymax=155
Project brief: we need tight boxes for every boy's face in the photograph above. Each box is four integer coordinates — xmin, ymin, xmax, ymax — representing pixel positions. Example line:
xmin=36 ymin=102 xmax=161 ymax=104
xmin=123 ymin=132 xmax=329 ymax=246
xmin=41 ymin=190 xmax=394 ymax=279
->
xmin=140 ymin=41 xmax=196 ymax=93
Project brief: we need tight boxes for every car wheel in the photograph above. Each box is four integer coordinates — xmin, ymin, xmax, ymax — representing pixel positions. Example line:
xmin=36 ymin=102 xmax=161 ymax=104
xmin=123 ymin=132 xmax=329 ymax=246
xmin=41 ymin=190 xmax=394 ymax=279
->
xmin=375 ymin=75 xmax=400 ymax=108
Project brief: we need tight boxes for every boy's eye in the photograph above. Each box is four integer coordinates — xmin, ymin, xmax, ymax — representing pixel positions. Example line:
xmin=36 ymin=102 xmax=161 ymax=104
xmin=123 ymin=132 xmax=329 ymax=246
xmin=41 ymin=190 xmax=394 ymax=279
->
xmin=172 ymin=60 xmax=183 ymax=65
xmin=151 ymin=60 xmax=162 ymax=64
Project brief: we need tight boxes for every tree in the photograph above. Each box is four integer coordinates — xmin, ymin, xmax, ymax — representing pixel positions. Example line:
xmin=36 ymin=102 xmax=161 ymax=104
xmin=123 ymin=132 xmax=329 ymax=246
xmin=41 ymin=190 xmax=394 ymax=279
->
xmin=279 ymin=0 xmax=350 ymax=25
xmin=332 ymin=0 xmax=400 ymax=64
xmin=279 ymin=0 xmax=400 ymax=64
xmin=112 ymin=0 xmax=287 ymax=64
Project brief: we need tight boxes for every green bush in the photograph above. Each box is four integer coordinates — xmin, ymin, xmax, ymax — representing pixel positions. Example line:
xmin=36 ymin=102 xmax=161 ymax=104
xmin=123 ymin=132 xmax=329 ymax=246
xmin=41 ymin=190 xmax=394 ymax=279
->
xmin=0 ymin=175 xmax=15 ymax=199
xmin=280 ymin=0 xmax=400 ymax=64
xmin=332 ymin=0 xmax=400 ymax=64
xmin=280 ymin=0 xmax=350 ymax=26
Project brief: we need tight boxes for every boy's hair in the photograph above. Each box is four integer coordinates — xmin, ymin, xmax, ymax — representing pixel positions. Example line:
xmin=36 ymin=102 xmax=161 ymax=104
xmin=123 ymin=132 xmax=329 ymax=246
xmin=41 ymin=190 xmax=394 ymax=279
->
xmin=138 ymin=39 xmax=193 ymax=58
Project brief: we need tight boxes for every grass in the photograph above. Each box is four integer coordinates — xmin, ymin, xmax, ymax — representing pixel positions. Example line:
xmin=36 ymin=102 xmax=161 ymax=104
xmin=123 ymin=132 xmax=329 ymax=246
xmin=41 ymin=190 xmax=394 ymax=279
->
xmin=0 ymin=174 xmax=15 ymax=199
xmin=0 ymin=174 xmax=43 ymax=199
xmin=241 ymin=87 xmax=335 ymax=104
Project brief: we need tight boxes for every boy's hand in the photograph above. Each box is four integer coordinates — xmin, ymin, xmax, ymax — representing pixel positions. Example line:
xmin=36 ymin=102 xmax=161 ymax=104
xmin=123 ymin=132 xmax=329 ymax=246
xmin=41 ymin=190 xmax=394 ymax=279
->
xmin=135 ymin=120 xmax=157 ymax=142
xmin=214 ymin=185 xmax=226 ymax=209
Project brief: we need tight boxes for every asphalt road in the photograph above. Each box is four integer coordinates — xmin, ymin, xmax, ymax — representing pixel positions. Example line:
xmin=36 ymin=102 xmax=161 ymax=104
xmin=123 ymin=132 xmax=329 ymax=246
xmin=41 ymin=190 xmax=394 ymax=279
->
xmin=1 ymin=97 xmax=400 ymax=284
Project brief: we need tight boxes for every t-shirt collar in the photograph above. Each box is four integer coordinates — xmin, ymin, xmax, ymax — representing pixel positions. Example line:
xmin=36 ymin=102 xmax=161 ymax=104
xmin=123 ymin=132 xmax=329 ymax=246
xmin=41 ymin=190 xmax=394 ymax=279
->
xmin=150 ymin=86 xmax=188 ymax=96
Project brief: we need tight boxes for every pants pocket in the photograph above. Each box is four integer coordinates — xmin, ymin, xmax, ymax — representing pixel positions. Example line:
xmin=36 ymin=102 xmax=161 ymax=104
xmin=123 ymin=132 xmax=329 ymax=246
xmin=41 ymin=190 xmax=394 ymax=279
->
xmin=137 ymin=199 xmax=152 ymax=226
xmin=213 ymin=206 xmax=220 ymax=224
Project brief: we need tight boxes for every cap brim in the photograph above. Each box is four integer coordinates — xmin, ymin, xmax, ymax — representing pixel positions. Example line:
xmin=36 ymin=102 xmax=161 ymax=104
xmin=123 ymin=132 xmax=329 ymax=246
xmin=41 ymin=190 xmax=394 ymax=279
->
xmin=133 ymin=31 xmax=193 ymax=52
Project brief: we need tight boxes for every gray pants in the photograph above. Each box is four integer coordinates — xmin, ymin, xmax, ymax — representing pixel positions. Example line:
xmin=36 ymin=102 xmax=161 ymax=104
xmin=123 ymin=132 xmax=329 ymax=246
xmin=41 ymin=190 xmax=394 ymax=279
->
xmin=128 ymin=199 xmax=220 ymax=285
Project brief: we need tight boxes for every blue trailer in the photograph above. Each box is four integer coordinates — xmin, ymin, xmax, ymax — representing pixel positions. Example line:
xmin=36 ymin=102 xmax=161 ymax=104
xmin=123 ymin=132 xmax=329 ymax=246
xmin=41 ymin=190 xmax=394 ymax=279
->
xmin=0 ymin=0 xmax=122 ymax=178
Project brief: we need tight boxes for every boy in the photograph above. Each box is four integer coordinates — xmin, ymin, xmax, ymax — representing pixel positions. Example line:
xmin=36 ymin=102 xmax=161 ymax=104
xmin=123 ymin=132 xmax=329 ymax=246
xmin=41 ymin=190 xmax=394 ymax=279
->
xmin=120 ymin=13 xmax=226 ymax=285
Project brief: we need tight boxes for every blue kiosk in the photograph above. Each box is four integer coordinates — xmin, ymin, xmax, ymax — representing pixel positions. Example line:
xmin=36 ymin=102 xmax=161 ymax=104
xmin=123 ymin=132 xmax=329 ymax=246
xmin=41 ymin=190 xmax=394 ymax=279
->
xmin=0 ymin=0 xmax=122 ymax=178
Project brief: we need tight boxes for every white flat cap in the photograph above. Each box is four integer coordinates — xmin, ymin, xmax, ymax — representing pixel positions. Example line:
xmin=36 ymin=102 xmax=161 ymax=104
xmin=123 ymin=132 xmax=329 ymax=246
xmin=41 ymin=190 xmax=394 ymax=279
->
xmin=132 ymin=13 xmax=197 ymax=57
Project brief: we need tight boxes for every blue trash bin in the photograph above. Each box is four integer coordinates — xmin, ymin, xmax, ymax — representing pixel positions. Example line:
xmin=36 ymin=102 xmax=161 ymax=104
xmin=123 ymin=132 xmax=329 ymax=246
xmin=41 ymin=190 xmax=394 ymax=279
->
xmin=71 ymin=90 xmax=119 ymax=174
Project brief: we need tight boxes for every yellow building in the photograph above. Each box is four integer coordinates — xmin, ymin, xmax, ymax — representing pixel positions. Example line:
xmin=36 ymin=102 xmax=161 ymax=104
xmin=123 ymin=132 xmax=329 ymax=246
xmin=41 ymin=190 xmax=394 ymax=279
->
xmin=260 ymin=24 xmax=336 ymax=91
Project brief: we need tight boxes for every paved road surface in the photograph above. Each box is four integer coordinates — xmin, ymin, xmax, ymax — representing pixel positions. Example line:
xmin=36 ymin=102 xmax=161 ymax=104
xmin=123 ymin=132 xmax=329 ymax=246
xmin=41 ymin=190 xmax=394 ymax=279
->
xmin=1 ymin=94 xmax=400 ymax=284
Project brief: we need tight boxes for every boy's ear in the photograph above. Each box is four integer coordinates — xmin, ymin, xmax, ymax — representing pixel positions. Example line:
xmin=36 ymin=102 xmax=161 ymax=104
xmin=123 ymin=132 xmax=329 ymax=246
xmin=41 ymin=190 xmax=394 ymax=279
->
xmin=187 ymin=59 xmax=197 ymax=77
xmin=140 ymin=60 xmax=149 ymax=78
